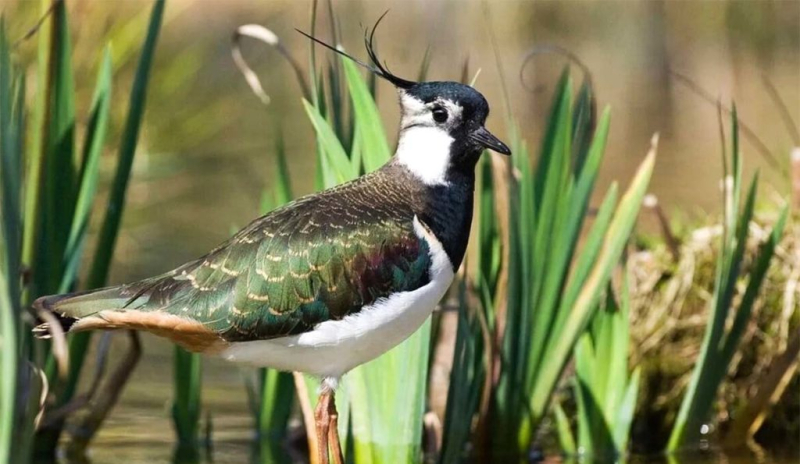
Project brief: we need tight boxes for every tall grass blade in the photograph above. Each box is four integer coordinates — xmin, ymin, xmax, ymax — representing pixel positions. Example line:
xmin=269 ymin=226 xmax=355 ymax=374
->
xmin=52 ymin=0 xmax=165 ymax=447
xmin=87 ymin=0 xmax=164 ymax=288
xmin=721 ymin=206 xmax=788 ymax=364
xmin=341 ymin=59 xmax=390 ymax=170
xmin=302 ymin=99 xmax=355 ymax=183
xmin=348 ymin=321 xmax=431 ymax=464
xmin=564 ymin=270 xmax=641 ymax=459
xmin=40 ymin=0 xmax=76 ymax=294
xmin=615 ymin=367 xmax=640 ymax=451
xmin=438 ymin=277 xmax=485 ymax=464
xmin=257 ymin=368 xmax=294 ymax=441
xmin=256 ymin=142 xmax=295 ymax=443
xmin=42 ymin=47 xmax=114 ymax=429
xmin=21 ymin=0 xmax=52 ymax=305
xmin=571 ymin=80 xmax=596 ymax=174
xmin=531 ymin=143 xmax=655 ymax=419
xmin=0 ymin=18 xmax=23 ymax=464
xmin=59 ymin=47 xmax=113 ymax=292
xmin=667 ymin=109 xmax=788 ymax=451
xmin=173 ymin=346 xmax=202 ymax=447
xmin=0 ymin=270 xmax=17 ymax=464
xmin=27 ymin=1 xmax=78 ymax=454
xmin=553 ymin=402 xmax=576 ymax=455
xmin=272 ymin=134 xmax=292 ymax=206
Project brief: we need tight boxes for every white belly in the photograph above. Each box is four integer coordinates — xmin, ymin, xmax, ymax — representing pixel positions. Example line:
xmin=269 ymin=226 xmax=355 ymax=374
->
xmin=218 ymin=217 xmax=454 ymax=378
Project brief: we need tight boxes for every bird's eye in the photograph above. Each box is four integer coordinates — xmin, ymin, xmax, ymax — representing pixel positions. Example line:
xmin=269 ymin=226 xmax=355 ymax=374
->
xmin=432 ymin=106 xmax=448 ymax=123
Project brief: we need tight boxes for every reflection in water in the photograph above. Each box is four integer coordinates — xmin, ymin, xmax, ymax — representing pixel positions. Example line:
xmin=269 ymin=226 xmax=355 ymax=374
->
xmin=44 ymin=416 xmax=799 ymax=464
xmin=10 ymin=0 xmax=798 ymax=462
xmin=171 ymin=444 xmax=204 ymax=464
xmin=249 ymin=440 xmax=295 ymax=464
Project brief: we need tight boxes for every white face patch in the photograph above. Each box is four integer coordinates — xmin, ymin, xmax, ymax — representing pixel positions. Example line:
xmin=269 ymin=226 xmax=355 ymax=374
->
xmin=395 ymin=92 xmax=463 ymax=186
xmin=396 ymin=126 xmax=453 ymax=186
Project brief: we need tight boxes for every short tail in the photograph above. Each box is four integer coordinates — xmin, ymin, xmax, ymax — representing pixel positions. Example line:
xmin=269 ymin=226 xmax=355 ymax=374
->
xmin=32 ymin=286 xmax=137 ymax=339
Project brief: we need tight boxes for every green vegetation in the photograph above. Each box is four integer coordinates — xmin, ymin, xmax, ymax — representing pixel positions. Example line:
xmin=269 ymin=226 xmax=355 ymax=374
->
xmin=0 ymin=1 xmax=794 ymax=463
xmin=299 ymin=39 xmax=433 ymax=463
xmin=0 ymin=0 xmax=163 ymax=460
xmin=667 ymin=108 xmax=789 ymax=451
xmin=173 ymin=346 xmax=203 ymax=450
xmin=251 ymin=143 xmax=296 ymax=454
xmin=477 ymin=72 xmax=655 ymax=459
xmin=554 ymin=275 xmax=641 ymax=460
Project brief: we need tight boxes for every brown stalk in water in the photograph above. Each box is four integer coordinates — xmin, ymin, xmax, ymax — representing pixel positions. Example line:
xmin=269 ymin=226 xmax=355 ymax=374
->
xmin=65 ymin=331 xmax=141 ymax=457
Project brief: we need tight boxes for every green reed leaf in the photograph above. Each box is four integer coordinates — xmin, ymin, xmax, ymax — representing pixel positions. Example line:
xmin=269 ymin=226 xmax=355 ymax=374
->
xmin=303 ymin=98 xmax=355 ymax=183
xmin=342 ymin=58 xmax=390 ymax=172
xmin=60 ymin=47 xmax=112 ymax=292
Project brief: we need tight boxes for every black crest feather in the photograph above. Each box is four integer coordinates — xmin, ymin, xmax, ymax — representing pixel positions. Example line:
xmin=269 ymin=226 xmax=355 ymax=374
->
xmin=296 ymin=11 xmax=417 ymax=89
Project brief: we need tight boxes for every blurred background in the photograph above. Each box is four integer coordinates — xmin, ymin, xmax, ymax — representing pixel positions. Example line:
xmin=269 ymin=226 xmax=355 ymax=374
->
xmin=6 ymin=0 xmax=798 ymax=283
xmin=3 ymin=0 xmax=799 ymax=461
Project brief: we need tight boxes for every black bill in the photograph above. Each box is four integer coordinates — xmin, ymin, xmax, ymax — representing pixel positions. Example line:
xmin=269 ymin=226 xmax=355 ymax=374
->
xmin=470 ymin=126 xmax=511 ymax=155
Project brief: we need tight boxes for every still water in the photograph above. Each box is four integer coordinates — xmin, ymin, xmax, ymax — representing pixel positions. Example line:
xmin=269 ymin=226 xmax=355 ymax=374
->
xmin=7 ymin=0 xmax=798 ymax=462
xmin=52 ymin=336 xmax=797 ymax=464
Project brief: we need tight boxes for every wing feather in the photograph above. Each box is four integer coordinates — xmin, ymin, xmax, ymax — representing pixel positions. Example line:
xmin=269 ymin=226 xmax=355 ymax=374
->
xmin=35 ymin=170 xmax=434 ymax=345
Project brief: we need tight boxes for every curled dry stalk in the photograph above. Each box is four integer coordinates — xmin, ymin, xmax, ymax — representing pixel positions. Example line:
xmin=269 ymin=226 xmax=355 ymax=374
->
xmin=231 ymin=24 xmax=312 ymax=104
xmin=29 ymin=362 xmax=49 ymax=431
xmin=11 ymin=0 xmax=57 ymax=49
xmin=39 ymin=333 xmax=113 ymax=429
xmin=33 ymin=308 xmax=69 ymax=380
xmin=519 ymin=44 xmax=594 ymax=96
xmin=670 ymin=70 xmax=782 ymax=174
xmin=65 ymin=331 xmax=141 ymax=457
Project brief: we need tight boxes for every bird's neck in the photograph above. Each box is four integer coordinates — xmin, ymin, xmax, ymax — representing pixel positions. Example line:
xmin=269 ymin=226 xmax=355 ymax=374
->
xmin=384 ymin=154 xmax=477 ymax=271
xmin=417 ymin=169 xmax=475 ymax=271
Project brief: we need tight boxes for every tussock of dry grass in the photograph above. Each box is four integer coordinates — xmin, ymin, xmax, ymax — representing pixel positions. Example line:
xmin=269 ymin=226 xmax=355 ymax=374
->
xmin=627 ymin=214 xmax=799 ymax=450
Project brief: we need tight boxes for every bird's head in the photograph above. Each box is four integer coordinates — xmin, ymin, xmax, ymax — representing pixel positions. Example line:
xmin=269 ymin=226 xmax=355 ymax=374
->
xmin=394 ymin=81 xmax=509 ymax=183
xmin=298 ymin=14 xmax=510 ymax=185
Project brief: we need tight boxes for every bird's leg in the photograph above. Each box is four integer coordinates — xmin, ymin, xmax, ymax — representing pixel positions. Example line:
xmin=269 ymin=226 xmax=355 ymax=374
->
xmin=315 ymin=377 xmax=343 ymax=464
xmin=314 ymin=389 xmax=332 ymax=464
xmin=327 ymin=392 xmax=343 ymax=464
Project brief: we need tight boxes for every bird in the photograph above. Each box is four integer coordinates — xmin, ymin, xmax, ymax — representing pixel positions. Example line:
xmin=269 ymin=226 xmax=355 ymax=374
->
xmin=33 ymin=16 xmax=510 ymax=464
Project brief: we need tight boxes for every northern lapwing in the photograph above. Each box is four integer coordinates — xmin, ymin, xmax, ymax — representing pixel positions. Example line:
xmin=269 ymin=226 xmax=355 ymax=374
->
xmin=34 ymin=17 xmax=510 ymax=464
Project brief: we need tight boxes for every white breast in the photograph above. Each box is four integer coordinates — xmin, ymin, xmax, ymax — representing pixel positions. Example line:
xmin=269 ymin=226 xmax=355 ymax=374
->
xmin=218 ymin=216 xmax=454 ymax=378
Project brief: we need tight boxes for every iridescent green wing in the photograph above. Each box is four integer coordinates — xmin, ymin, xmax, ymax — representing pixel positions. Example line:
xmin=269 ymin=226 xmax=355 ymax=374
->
xmin=126 ymin=194 xmax=432 ymax=342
